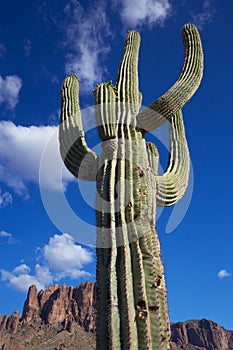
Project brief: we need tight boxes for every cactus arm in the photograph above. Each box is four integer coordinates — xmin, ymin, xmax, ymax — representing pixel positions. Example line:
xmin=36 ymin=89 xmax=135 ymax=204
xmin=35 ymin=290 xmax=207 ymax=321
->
xmin=147 ymin=111 xmax=190 ymax=206
xmin=116 ymin=30 xmax=141 ymax=112
xmin=94 ymin=82 xmax=117 ymax=141
xmin=138 ymin=24 xmax=204 ymax=131
xmin=93 ymin=30 xmax=142 ymax=143
xmin=59 ymin=74 xmax=99 ymax=181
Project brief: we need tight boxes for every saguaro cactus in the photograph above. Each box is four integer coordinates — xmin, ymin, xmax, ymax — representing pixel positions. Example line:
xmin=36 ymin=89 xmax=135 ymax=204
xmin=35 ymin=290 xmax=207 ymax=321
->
xmin=59 ymin=24 xmax=203 ymax=350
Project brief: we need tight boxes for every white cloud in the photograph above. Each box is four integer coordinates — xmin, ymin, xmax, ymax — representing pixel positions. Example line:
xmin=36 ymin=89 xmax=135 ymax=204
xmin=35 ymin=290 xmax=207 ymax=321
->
xmin=0 ymin=230 xmax=17 ymax=244
xmin=0 ymin=233 xmax=93 ymax=293
xmin=0 ymin=189 xmax=12 ymax=207
xmin=13 ymin=264 xmax=31 ymax=275
xmin=217 ymin=269 xmax=231 ymax=279
xmin=114 ymin=0 xmax=171 ymax=28
xmin=55 ymin=268 xmax=91 ymax=281
xmin=43 ymin=233 xmax=93 ymax=271
xmin=0 ymin=121 xmax=74 ymax=195
xmin=0 ymin=264 xmax=52 ymax=292
xmin=190 ymin=0 xmax=215 ymax=30
xmin=0 ymin=75 xmax=22 ymax=109
xmin=0 ymin=230 xmax=12 ymax=238
xmin=63 ymin=0 xmax=111 ymax=91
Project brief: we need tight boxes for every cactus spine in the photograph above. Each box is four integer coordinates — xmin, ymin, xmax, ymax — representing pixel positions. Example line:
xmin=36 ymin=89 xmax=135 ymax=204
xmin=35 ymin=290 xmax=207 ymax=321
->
xmin=59 ymin=24 xmax=203 ymax=350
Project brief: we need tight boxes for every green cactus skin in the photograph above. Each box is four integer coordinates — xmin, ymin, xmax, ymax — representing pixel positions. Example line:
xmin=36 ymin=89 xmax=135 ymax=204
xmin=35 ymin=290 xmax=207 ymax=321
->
xmin=59 ymin=24 xmax=203 ymax=350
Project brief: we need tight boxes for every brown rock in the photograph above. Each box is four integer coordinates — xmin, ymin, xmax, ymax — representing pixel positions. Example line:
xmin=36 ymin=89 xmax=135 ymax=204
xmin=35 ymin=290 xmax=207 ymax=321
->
xmin=2 ymin=342 xmax=25 ymax=350
xmin=73 ymin=281 xmax=97 ymax=332
xmin=66 ymin=318 xmax=74 ymax=334
xmin=1 ymin=282 xmax=233 ymax=350
xmin=44 ymin=284 xmax=74 ymax=325
xmin=38 ymin=284 xmax=59 ymax=309
xmin=0 ymin=315 xmax=8 ymax=338
xmin=170 ymin=319 xmax=233 ymax=350
xmin=21 ymin=285 xmax=39 ymax=322
xmin=6 ymin=311 xmax=20 ymax=334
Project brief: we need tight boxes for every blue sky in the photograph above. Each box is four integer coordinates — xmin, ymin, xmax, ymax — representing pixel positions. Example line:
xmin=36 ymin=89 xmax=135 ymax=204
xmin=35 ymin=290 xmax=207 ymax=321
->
xmin=0 ymin=0 xmax=232 ymax=331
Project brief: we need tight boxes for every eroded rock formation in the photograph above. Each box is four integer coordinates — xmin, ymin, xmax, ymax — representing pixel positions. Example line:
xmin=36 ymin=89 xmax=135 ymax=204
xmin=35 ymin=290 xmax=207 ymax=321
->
xmin=0 ymin=282 xmax=232 ymax=350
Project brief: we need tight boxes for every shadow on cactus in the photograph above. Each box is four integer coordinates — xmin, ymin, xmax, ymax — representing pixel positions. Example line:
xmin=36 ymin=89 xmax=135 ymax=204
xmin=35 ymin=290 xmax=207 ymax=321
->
xmin=59 ymin=24 xmax=203 ymax=350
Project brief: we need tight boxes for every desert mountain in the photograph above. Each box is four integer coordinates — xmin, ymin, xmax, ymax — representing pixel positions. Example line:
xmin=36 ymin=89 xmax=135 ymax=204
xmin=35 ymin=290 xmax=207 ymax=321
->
xmin=0 ymin=282 xmax=232 ymax=350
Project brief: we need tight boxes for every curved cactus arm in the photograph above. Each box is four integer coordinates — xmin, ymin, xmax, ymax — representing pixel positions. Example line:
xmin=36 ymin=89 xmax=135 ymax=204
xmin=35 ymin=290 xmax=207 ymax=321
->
xmin=59 ymin=74 xmax=99 ymax=181
xmin=138 ymin=24 xmax=204 ymax=131
xmin=116 ymin=30 xmax=142 ymax=113
xmin=147 ymin=110 xmax=190 ymax=206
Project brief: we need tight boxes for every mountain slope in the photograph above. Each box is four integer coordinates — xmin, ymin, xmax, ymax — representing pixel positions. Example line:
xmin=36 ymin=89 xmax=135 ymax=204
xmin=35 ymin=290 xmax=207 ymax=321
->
xmin=0 ymin=282 xmax=232 ymax=350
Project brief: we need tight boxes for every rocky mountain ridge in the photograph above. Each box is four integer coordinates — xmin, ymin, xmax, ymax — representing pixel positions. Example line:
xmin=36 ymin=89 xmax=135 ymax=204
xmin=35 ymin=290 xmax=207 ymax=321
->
xmin=170 ymin=318 xmax=233 ymax=350
xmin=0 ymin=281 xmax=232 ymax=350
xmin=21 ymin=281 xmax=97 ymax=333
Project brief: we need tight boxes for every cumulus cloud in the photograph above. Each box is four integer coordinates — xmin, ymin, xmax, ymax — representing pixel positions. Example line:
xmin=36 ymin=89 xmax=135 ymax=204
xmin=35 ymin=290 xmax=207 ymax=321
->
xmin=43 ymin=233 xmax=93 ymax=271
xmin=0 ymin=230 xmax=17 ymax=244
xmin=0 ymin=189 xmax=12 ymax=207
xmin=190 ymin=0 xmax=215 ymax=30
xmin=0 ymin=264 xmax=52 ymax=292
xmin=63 ymin=0 xmax=111 ymax=91
xmin=0 ymin=121 xmax=74 ymax=196
xmin=42 ymin=233 xmax=93 ymax=282
xmin=114 ymin=0 xmax=171 ymax=28
xmin=0 ymin=75 xmax=22 ymax=109
xmin=55 ymin=268 xmax=91 ymax=281
xmin=217 ymin=269 xmax=231 ymax=279
xmin=0 ymin=233 xmax=93 ymax=292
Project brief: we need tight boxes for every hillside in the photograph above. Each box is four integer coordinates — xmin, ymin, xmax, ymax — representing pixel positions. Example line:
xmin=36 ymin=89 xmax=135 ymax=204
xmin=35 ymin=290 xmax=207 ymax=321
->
xmin=0 ymin=282 xmax=232 ymax=350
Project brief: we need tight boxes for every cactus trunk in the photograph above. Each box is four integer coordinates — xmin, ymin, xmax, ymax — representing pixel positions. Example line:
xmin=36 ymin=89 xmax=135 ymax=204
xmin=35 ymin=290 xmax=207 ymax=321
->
xmin=95 ymin=124 xmax=170 ymax=349
xmin=59 ymin=24 xmax=203 ymax=350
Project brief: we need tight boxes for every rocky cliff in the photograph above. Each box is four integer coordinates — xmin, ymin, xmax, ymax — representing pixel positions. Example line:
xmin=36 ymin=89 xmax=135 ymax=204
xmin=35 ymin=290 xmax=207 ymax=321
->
xmin=0 ymin=282 xmax=232 ymax=350
xmin=170 ymin=319 xmax=233 ymax=350
xmin=21 ymin=281 xmax=96 ymax=333
xmin=0 ymin=281 xmax=96 ymax=350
